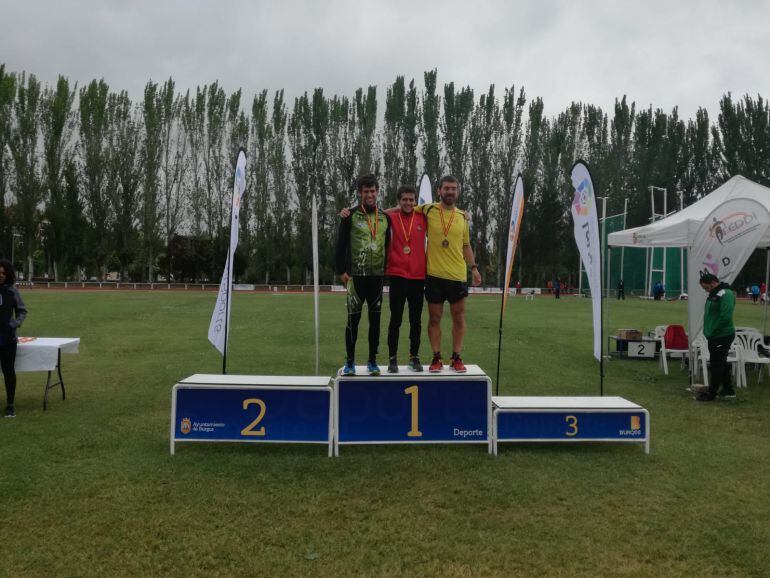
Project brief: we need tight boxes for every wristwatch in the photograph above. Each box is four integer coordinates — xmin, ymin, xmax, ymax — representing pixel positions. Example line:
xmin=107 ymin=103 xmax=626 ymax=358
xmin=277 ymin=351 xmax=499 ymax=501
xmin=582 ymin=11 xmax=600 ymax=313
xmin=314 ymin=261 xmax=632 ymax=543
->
xmin=471 ymin=265 xmax=478 ymax=270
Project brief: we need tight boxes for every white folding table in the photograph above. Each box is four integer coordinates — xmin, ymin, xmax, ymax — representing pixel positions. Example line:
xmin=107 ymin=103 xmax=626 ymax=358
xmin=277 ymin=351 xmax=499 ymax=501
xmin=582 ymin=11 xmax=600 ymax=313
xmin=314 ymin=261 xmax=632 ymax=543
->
xmin=16 ymin=337 xmax=81 ymax=409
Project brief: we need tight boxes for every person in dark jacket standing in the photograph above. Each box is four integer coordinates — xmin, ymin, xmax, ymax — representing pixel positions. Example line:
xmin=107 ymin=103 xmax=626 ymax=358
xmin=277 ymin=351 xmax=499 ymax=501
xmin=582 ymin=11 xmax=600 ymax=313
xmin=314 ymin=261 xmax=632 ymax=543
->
xmin=0 ymin=259 xmax=27 ymax=418
xmin=696 ymin=273 xmax=736 ymax=402
xmin=335 ymin=174 xmax=390 ymax=376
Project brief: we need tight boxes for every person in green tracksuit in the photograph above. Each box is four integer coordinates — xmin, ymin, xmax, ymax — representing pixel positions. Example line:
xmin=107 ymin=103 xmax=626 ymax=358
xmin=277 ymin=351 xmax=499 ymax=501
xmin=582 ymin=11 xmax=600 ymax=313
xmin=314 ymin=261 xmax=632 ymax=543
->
xmin=697 ymin=272 xmax=736 ymax=401
xmin=335 ymin=174 xmax=390 ymax=376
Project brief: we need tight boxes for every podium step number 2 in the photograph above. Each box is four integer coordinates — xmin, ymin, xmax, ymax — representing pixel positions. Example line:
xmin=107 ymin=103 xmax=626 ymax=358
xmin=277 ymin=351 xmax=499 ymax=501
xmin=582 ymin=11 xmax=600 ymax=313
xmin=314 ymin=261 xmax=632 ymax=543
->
xmin=170 ymin=375 xmax=333 ymax=456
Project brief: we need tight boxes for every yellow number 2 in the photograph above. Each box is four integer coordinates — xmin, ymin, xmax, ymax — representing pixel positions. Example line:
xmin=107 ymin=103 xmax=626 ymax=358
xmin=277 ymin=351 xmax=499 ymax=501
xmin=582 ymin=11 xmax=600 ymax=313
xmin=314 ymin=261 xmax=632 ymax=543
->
xmin=565 ymin=415 xmax=578 ymax=437
xmin=241 ymin=398 xmax=267 ymax=436
xmin=404 ymin=385 xmax=423 ymax=438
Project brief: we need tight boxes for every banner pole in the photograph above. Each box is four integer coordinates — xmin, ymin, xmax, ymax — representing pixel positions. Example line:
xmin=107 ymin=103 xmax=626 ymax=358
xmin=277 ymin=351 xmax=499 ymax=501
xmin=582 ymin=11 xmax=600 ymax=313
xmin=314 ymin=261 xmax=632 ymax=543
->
xmin=762 ymin=248 xmax=770 ymax=338
xmin=222 ymin=249 xmax=230 ymax=375
xmin=312 ymin=195 xmax=321 ymax=375
xmin=495 ymin=294 xmax=504 ymax=395
xmin=600 ymin=197 xmax=607 ymax=396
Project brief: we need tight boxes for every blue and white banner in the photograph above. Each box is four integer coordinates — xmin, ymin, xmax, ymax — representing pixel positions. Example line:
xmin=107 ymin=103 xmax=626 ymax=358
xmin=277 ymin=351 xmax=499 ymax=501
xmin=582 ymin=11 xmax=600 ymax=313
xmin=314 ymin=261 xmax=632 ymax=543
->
xmin=418 ymin=173 xmax=432 ymax=206
xmin=570 ymin=161 xmax=602 ymax=361
xmin=208 ymin=150 xmax=247 ymax=355
xmin=502 ymin=174 xmax=525 ymax=314
xmin=687 ymin=198 xmax=770 ymax=339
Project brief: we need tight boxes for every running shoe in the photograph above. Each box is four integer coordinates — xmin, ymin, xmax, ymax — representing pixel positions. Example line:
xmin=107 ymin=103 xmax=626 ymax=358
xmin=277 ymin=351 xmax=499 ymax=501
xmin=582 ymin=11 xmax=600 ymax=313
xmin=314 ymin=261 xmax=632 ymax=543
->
xmin=408 ymin=356 xmax=423 ymax=372
xmin=387 ymin=357 xmax=399 ymax=373
xmin=367 ymin=360 xmax=381 ymax=376
xmin=429 ymin=354 xmax=443 ymax=373
xmin=4 ymin=405 xmax=16 ymax=418
xmin=342 ymin=360 xmax=356 ymax=376
xmin=450 ymin=354 xmax=467 ymax=373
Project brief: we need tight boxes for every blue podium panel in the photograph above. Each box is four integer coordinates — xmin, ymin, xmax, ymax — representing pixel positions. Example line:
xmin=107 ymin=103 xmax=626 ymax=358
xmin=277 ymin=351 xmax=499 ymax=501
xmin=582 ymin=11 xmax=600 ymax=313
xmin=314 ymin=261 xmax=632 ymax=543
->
xmin=170 ymin=375 xmax=333 ymax=455
xmin=335 ymin=365 xmax=491 ymax=453
xmin=492 ymin=396 xmax=650 ymax=455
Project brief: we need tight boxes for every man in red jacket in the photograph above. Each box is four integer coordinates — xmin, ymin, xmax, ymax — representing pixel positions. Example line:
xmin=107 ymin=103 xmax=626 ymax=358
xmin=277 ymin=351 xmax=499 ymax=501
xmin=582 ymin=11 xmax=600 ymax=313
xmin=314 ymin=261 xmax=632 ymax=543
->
xmin=386 ymin=185 xmax=427 ymax=373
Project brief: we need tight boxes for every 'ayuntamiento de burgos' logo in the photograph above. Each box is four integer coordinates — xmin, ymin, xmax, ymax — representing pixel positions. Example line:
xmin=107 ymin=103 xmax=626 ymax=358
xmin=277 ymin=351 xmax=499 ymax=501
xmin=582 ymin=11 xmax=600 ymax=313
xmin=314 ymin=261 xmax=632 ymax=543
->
xmin=180 ymin=417 xmax=192 ymax=435
xmin=572 ymin=178 xmax=592 ymax=217
xmin=709 ymin=211 xmax=759 ymax=245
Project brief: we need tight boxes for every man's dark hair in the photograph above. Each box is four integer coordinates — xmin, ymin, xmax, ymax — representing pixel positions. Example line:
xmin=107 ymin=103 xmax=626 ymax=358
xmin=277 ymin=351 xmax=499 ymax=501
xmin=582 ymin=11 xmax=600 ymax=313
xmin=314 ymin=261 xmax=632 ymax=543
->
xmin=396 ymin=184 xmax=417 ymax=200
xmin=356 ymin=174 xmax=379 ymax=192
xmin=700 ymin=272 xmax=719 ymax=285
xmin=0 ymin=259 xmax=16 ymax=286
xmin=437 ymin=175 xmax=460 ymax=189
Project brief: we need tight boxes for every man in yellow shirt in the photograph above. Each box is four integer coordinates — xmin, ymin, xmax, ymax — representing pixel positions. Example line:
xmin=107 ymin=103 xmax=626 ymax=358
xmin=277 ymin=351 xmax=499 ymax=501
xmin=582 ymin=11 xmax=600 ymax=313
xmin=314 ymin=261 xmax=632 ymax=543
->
xmin=414 ymin=176 xmax=482 ymax=372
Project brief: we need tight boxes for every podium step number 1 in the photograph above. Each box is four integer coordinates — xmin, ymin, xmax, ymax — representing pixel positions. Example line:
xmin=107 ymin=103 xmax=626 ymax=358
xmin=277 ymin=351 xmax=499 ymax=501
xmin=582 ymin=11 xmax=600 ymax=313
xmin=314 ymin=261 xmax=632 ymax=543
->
xmin=334 ymin=364 xmax=492 ymax=455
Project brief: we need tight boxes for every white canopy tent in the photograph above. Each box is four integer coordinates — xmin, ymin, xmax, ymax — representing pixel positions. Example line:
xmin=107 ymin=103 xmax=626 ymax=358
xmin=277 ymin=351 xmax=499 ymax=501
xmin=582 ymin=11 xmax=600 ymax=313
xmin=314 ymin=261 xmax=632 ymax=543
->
xmin=609 ymin=176 xmax=770 ymax=248
xmin=608 ymin=175 xmax=770 ymax=378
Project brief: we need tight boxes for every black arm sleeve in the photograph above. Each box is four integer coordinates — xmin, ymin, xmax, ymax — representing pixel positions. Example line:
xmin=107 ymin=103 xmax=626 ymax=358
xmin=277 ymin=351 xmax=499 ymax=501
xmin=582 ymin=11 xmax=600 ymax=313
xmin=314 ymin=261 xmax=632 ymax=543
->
xmin=335 ymin=213 xmax=352 ymax=275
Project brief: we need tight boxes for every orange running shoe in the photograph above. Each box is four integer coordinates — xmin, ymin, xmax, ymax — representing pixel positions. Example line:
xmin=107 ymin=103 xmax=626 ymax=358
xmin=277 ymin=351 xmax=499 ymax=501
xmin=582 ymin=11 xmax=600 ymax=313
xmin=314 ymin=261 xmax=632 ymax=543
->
xmin=450 ymin=354 xmax=467 ymax=373
xmin=429 ymin=354 xmax=443 ymax=373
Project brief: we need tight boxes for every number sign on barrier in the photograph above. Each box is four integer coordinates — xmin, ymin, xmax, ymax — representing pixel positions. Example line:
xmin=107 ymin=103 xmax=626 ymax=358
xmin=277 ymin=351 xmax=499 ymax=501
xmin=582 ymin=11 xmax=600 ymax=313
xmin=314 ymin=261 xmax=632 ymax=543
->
xmin=170 ymin=375 xmax=333 ymax=456
xmin=628 ymin=340 xmax=655 ymax=358
xmin=492 ymin=396 xmax=650 ymax=455
xmin=334 ymin=365 xmax=491 ymax=455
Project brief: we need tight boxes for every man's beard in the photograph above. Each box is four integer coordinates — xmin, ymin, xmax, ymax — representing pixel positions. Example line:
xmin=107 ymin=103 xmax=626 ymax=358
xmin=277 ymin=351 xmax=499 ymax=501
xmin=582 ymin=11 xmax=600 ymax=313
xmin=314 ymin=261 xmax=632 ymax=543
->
xmin=441 ymin=195 xmax=456 ymax=205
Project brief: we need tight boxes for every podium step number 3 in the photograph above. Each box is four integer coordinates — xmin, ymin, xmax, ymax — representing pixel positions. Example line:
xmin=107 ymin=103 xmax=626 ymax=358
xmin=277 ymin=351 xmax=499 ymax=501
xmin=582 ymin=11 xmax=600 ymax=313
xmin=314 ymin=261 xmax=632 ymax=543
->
xmin=491 ymin=396 xmax=650 ymax=455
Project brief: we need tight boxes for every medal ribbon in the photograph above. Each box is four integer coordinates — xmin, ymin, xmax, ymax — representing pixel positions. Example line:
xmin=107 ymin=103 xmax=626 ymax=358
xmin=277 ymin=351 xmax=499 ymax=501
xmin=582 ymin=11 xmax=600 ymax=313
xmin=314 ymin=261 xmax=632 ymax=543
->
xmin=360 ymin=205 xmax=379 ymax=240
xmin=439 ymin=206 xmax=456 ymax=241
xmin=398 ymin=211 xmax=414 ymax=245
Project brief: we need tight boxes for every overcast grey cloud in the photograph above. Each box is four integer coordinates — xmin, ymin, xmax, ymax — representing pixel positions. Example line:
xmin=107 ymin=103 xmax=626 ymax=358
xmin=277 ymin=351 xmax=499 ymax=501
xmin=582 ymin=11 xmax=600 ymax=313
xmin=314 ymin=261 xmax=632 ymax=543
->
xmin=1 ymin=0 xmax=768 ymax=118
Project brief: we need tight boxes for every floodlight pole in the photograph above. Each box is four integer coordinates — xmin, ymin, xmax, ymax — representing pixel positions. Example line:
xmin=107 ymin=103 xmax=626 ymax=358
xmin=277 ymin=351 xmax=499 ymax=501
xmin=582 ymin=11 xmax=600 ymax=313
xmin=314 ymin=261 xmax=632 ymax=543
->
xmin=677 ymin=191 xmax=685 ymax=296
xmin=620 ymin=198 xmax=628 ymax=291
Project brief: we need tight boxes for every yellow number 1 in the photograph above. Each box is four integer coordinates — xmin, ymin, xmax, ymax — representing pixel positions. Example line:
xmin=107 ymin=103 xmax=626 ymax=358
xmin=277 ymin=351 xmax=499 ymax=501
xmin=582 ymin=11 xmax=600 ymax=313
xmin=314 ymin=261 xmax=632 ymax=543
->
xmin=565 ymin=415 xmax=578 ymax=437
xmin=404 ymin=385 xmax=422 ymax=437
xmin=241 ymin=398 xmax=267 ymax=436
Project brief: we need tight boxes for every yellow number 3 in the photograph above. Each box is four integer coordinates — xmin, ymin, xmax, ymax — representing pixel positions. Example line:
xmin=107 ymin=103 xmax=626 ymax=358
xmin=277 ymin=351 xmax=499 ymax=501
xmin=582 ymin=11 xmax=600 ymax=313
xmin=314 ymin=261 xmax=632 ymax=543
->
xmin=241 ymin=398 xmax=267 ymax=436
xmin=565 ymin=415 xmax=578 ymax=437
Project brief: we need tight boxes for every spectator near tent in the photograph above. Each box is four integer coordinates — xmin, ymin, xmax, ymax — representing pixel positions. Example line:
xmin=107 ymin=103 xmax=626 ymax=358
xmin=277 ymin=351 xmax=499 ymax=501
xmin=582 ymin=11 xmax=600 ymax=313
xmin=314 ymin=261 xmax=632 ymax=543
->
xmin=751 ymin=283 xmax=760 ymax=304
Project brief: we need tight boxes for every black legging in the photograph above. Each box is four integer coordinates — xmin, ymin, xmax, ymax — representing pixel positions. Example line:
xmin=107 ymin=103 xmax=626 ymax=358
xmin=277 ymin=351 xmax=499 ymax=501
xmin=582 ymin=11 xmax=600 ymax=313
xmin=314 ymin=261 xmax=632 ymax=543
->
xmin=708 ymin=334 xmax=734 ymax=398
xmin=1 ymin=341 xmax=17 ymax=406
xmin=387 ymin=276 xmax=425 ymax=358
xmin=345 ymin=276 xmax=384 ymax=362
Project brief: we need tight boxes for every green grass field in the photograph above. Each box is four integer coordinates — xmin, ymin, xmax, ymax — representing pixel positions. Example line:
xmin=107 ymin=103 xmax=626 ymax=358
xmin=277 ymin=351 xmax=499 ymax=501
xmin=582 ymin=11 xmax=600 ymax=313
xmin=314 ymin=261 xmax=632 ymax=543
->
xmin=2 ymin=290 xmax=769 ymax=576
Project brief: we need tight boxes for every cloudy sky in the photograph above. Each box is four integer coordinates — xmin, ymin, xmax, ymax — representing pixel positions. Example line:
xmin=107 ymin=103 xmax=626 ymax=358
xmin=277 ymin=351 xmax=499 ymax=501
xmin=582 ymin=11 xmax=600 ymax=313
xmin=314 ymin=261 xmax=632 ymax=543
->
xmin=1 ymin=0 xmax=768 ymax=119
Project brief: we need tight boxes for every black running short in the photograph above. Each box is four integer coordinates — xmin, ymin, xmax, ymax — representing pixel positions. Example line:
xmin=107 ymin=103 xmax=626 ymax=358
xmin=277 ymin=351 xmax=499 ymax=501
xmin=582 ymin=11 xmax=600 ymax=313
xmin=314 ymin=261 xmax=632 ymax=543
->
xmin=425 ymin=275 xmax=468 ymax=304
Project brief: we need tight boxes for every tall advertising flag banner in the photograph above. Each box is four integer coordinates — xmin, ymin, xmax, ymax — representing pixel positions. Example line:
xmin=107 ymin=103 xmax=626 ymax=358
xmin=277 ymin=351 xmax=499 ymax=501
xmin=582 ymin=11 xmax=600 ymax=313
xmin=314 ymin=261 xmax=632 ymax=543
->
xmin=418 ymin=173 xmax=432 ymax=206
xmin=208 ymin=149 xmax=247 ymax=355
xmin=687 ymin=198 xmax=770 ymax=340
xmin=570 ymin=161 xmax=602 ymax=361
xmin=502 ymin=174 xmax=525 ymax=314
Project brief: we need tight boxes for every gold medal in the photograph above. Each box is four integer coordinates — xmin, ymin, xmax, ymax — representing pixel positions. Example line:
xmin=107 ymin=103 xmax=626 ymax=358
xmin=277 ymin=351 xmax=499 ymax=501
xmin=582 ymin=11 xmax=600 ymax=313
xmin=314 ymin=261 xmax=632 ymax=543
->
xmin=439 ymin=206 xmax=456 ymax=248
xmin=403 ymin=246 xmax=411 ymax=254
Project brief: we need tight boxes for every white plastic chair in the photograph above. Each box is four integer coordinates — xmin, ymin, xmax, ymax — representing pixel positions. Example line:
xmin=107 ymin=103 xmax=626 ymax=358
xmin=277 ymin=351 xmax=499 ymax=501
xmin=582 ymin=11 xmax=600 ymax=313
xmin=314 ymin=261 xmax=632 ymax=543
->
xmin=655 ymin=325 xmax=688 ymax=375
xmin=735 ymin=332 xmax=770 ymax=384
xmin=693 ymin=333 xmax=745 ymax=388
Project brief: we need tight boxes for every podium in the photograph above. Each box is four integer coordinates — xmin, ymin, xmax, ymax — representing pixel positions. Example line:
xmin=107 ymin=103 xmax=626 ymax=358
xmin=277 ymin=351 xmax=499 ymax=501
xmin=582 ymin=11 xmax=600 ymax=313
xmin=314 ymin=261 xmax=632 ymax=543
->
xmin=170 ymin=374 xmax=333 ymax=456
xmin=334 ymin=364 xmax=491 ymax=455
xmin=491 ymin=396 xmax=650 ymax=455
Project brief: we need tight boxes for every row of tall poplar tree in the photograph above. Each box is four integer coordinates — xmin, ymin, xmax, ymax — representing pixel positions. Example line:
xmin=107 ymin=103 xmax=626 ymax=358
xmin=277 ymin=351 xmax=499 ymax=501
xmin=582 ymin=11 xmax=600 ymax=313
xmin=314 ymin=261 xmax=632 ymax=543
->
xmin=1 ymin=63 xmax=769 ymax=286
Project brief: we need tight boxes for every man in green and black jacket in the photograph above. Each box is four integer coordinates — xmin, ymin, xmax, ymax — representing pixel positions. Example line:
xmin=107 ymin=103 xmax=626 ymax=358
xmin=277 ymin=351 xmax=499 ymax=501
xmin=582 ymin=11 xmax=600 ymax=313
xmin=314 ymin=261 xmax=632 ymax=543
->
xmin=335 ymin=174 xmax=390 ymax=376
xmin=697 ymin=273 xmax=736 ymax=401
